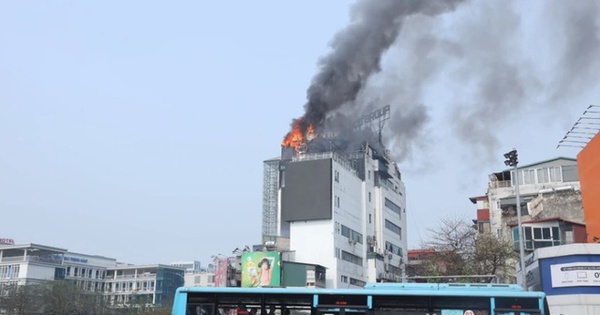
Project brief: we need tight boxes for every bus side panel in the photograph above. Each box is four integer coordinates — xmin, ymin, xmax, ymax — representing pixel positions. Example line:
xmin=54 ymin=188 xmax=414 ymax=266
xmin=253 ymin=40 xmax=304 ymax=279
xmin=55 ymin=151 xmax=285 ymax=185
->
xmin=172 ymin=288 xmax=188 ymax=315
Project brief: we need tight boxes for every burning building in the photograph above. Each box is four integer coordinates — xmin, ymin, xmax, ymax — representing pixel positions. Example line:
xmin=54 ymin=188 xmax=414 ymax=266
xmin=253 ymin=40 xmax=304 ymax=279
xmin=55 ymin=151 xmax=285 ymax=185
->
xmin=262 ymin=105 xmax=407 ymax=288
xmin=260 ymin=0 xmax=470 ymax=288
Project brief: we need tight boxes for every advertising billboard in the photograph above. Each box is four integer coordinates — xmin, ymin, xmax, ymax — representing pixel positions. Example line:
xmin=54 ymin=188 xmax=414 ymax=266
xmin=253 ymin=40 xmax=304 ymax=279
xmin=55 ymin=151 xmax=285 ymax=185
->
xmin=214 ymin=257 xmax=229 ymax=287
xmin=241 ymin=251 xmax=281 ymax=287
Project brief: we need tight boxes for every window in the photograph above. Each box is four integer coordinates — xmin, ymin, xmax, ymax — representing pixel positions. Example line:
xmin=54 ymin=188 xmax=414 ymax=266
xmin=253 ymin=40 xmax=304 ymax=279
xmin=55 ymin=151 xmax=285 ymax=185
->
xmin=350 ymin=278 xmax=366 ymax=287
xmin=537 ymin=168 xmax=549 ymax=183
xmin=523 ymin=169 xmax=535 ymax=185
xmin=335 ymin=196 xmax=340 ymax=208
xmin=385 ymin=219 xmax=402 ymax=238
xmin=334 ymin=170 xmax=340 ymax=183
xmin=385 ymin=198 xmax=402 ymax=219
xmin=341 ymin=275 xmax=348 ymax=283
xmin=369 ymin=214 xmax=372 ymax=224
xmin=341 ymin=250 xmax=363 ymax=266
xmin=0 ymin=264 xmax=20 ymax=279
xmin=549 ymin=166 xmax=562 ymax=182
xmin=385 ymin=241 xmax=403 ymax=256
xmin=514 ymin=225 xmax=561 ymax=250
xmin=341 ymin=224 xmax=363 ymax=244
xmin=369 ymin=192 xmax=371 ymax=202
xmin=562 ymin=164 xmax=579 ymax=182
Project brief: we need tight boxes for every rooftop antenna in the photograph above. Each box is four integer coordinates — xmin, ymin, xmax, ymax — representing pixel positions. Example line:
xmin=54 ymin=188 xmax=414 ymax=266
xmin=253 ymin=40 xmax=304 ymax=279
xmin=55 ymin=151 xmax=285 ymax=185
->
xmin=557 ymin=105 xmax=600 ymax=149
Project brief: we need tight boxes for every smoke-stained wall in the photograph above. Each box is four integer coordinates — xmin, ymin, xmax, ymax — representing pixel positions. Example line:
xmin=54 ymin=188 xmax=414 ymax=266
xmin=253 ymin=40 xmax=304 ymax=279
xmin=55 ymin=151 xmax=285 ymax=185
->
xmin=281 ymin=159 xmax=332 ymax=221
xmin=577 ymin=132 xmax=600 ymax=243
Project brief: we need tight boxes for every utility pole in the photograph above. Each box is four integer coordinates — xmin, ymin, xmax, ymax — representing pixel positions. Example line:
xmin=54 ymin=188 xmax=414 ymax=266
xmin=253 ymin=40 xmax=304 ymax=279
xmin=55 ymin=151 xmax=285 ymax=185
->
xmin=504 ymin=149 xmax=527 ymax=290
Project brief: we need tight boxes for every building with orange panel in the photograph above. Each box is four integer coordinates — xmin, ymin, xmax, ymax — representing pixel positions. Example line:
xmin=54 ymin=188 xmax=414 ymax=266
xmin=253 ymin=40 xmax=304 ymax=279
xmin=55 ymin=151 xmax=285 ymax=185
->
xmin=577 ymin=131 xmax=600 ymax=243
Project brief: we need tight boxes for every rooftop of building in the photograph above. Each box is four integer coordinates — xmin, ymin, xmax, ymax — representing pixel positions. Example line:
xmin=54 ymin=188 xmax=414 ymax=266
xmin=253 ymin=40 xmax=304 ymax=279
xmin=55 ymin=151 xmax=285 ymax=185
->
xmin=507 ymin=216 xmax=585 ymax=227
xmin=498 ymin=156 xmax=576 ymax=173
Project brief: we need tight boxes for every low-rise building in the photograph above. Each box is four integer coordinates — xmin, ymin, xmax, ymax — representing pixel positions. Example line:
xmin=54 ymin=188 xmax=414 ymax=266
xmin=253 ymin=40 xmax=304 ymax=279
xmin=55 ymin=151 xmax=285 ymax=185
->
xmin=516 ymin=243 xmax=600 ymax=314
xmin=104 ymin=264 xmax=184 ymax=307
xmin=0 ymin=241 xmax=184 ymax=310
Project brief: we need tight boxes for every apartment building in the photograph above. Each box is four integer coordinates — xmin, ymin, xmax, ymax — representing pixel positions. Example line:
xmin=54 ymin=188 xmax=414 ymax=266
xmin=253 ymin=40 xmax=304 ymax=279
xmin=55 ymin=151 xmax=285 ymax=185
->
xmin=481 ymin=157 xmax=583 ymax=249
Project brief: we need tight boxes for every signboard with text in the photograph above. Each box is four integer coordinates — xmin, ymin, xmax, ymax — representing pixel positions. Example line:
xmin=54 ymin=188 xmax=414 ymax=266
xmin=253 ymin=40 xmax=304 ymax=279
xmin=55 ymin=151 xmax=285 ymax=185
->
xmin=0 ymin=238 xmax=15 ymax=245
xmin=550 ymin=262 xmax=600 ymax=288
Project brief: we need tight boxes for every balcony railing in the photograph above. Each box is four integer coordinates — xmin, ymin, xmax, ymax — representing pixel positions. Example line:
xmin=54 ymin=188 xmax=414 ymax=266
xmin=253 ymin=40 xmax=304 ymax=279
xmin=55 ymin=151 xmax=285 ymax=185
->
xmin=0 ymin=255 xmax=63 ymax=265
xmin=490 ymin=180 xmax=512 ymax=189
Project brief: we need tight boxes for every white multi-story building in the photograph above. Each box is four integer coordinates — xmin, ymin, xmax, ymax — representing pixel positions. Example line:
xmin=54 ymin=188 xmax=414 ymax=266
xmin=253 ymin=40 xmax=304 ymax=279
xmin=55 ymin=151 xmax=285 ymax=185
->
xmin=0 ymin=241 xmax=184 ymax=309
xmin=63 ymin=251 xmax=117 ymax=292
xmin=263 ymin=139 xmax=407 ymax=288
xmin=104 ymin=264 xmax=184 ymax=307
xmin=0 ymin=243 xmax=66 ymax=290
xmin=170 ymin=260 xmax=215 ymax=287
xmin=486 ymin=157 xmax=582 ymax=247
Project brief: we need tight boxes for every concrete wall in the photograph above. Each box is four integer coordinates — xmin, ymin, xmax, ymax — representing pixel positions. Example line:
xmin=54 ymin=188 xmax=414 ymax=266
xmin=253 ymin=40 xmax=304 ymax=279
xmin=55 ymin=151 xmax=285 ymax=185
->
xmin=529 ymin=190 xmax=583 ymax=222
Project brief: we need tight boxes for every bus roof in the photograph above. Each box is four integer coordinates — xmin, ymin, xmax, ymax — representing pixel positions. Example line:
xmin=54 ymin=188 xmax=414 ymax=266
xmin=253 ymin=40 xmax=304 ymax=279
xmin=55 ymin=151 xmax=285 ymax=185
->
xmin=176 ymin=283 xmax=545 ymax=299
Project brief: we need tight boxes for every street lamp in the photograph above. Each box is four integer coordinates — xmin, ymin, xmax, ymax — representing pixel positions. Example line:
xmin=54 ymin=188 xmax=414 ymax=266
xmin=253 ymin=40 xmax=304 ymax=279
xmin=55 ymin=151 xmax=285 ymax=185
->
xmin=504 ymin=149 xmax=527 ymax=290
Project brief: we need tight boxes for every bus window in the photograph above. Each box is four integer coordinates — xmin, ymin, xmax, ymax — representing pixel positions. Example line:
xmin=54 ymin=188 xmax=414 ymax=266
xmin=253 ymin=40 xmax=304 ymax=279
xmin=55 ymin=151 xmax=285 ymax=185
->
xmin=187 ymin=304 xmax=214 ymax=315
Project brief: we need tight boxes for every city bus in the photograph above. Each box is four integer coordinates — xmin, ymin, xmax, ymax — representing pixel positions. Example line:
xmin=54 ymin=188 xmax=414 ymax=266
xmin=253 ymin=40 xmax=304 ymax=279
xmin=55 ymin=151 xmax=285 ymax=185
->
xmin=171 ymin=283 xmax=548 ymax=315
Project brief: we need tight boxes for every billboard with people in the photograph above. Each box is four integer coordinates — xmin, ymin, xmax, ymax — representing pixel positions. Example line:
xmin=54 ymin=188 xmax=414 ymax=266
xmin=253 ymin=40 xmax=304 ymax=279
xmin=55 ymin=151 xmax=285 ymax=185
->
xmin=241 ymin=251 xmax=281 ymax=287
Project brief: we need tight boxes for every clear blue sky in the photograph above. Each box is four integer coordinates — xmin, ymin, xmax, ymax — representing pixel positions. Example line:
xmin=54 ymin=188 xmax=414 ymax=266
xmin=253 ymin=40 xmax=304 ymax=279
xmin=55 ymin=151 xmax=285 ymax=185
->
xmin=1 ymin=1 xmax=598 ymax=266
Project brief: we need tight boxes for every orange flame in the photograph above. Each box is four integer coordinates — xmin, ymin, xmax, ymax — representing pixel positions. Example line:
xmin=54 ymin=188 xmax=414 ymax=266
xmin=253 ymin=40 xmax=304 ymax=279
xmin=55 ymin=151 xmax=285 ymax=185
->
xmin=282 ymin=119 xmax=315 ymax=152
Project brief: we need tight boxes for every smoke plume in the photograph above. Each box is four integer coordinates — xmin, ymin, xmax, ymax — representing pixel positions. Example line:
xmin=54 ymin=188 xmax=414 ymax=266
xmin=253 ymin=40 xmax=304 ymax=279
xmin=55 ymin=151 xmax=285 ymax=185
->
xmin=299 ymin=0 xmax=467 ymax=130
xmin=287 ymin=0 xmax=600 ymax=166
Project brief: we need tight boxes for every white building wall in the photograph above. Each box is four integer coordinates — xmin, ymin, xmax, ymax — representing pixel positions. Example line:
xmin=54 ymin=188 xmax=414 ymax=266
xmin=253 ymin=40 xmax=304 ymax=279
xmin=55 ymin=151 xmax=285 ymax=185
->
xmin=291 ymin=220 xmax=336 ymax=287
xmin=21 ymin=264 xmax=56 ymax=281
xmin=287 ymin=147 xmax=407 ymax=288
xmin=183 ymin=272 xmax=215 ymax=287
xmin=333 ymin=160 xmax=366 ymax=288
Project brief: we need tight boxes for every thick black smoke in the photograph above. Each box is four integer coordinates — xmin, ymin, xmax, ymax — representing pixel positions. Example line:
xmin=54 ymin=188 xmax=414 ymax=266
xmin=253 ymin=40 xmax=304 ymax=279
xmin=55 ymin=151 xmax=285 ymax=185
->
xmin=288 ymin=0 xmax=600 ymax=166
xmin=298 ymin=0 xmax=467 ymax=131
